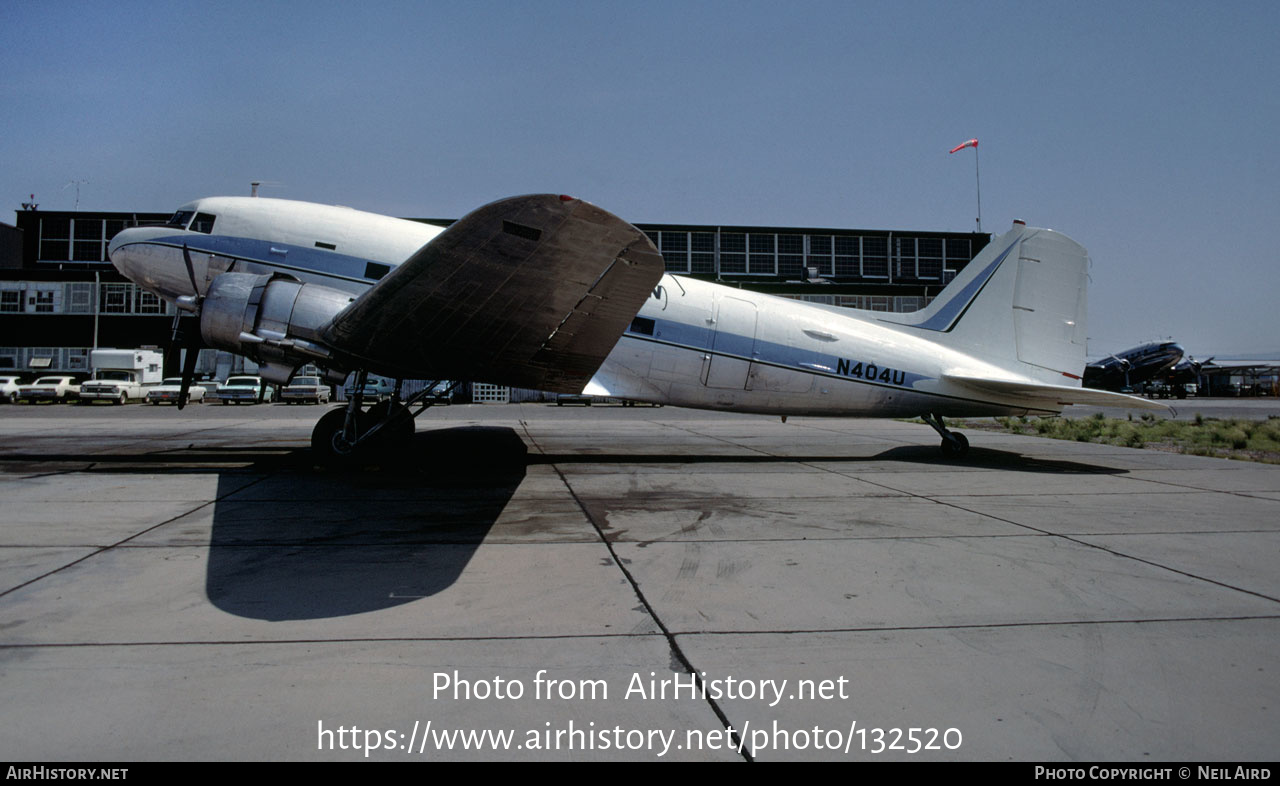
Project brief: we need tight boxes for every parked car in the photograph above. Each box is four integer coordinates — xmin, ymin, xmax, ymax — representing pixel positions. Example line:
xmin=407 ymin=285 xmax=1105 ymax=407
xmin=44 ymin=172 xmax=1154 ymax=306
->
xmin=214 ymin=376 xmax=272 ymax=404
xmin=145 ymin=378 xmax=206 ymax=405
xmin=0 ymin=375 xmax=21 ymax=404
xmin=344 ymin=376 xmax=395 ymax=403
xmin=281 ymin=375 xmax=331 ymax=404
xmin=18 ymin=376 xmax=81 ymax=403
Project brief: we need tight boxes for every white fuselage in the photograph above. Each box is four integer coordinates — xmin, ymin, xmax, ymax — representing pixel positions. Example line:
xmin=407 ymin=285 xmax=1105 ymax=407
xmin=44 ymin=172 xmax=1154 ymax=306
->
xmin=590 ymin=275 xmax=1043 ymax=418
xmin=109 ymin=197 xmax=1082 ymax=420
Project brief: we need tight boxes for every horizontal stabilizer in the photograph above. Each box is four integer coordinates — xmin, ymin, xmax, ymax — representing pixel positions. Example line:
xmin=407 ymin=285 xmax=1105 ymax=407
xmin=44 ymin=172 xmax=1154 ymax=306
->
xmin=944 ymin=373 xmax=1170 ymax=411
xmin=321 ymin=194 xmax=664 ymax=392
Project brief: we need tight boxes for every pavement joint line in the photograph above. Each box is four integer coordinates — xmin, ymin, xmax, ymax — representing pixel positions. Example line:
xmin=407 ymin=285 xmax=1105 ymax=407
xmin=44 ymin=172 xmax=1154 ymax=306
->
xmin=859 ymin=478 xmax=1280 ymax=607
xmin=729 ymin=450 xmax=1280 ymax=607
xmin=0 ymin=632 xmax=673 ymax=649
xmin=666 ymin=613 xmax=1280 ymax=638
xmin=519 ymin=420 xmax=755 ymax=762
xmin=601 ymin=425 xmax=1280 ymax=603
xmin=1098 ymin=473 xmax=1280 ymax=499
xmin=8 ymin=527 xmax=1276 ymax=549
xmin=0 ymin=471 xmax=276 ymax=601
xmin=928 ymin=496 xmax=1280 ymax=605
xmin=6 ymin=614 xmax=1278 ymax=650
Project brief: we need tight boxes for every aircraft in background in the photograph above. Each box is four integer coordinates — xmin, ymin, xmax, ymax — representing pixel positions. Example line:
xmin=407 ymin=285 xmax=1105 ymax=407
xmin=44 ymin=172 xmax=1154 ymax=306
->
xmin=1084 ymin=341 xmax=1184 ymax=391
xmin=108 ymin=195 xmax=1165 ymax=464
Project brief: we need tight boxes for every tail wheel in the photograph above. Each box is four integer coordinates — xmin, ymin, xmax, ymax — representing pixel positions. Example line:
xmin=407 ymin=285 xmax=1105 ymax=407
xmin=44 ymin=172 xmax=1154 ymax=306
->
xmin=940 ymin=432 xmax=969 ymax=458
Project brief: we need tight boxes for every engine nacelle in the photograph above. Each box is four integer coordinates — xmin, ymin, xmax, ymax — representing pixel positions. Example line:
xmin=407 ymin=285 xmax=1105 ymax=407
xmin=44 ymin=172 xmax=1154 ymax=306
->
xmin=199 ymin=272 xmax=356 ymax=384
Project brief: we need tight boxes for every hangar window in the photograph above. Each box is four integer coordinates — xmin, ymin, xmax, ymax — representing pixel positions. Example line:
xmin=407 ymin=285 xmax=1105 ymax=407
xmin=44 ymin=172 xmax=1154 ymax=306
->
xmin=659 ymin=232 xmax=689 ymax=273
xmin=862 ymin=237 xmax=888 ymax=279
xmin=834 ymin=236 xmax=860 ymax=278
xmin=101 ymin=283 xmax=132 ymax=313
xmin=136 ymin=290 xmax=165 ymax=314
xmin=917 ymin=237 xmax=943 ymax=281
xmin=1 ymin=291 xmax=20 ymax=313
xmin=29 ymin=290 xmax=55 ymax=313
xmin=65 ymin=283 xmax=94 ymax=313
xmin=778 ymin=234 xmax=803 ymax=278
xmin=690 ymin=232 xmax=715 ymax=274
xmin=748 ymin=234 xmax=776 ymax=275
xmin=73 ymin=219 xmax=106 ymax=262
xmin=189 ymin=213 xmax=217 ymax=234
xmin=806 ymin=235 xmax=833 ymax=277
xmin=894 ymin=237 xmax=917 ymax=280
xmin=66 ymin=349 xmax=89 ymax=370
xmin=719 ymin=233 xmax=746 ymax=274
xmin=39 ymin=218 xmax=71 ymax=261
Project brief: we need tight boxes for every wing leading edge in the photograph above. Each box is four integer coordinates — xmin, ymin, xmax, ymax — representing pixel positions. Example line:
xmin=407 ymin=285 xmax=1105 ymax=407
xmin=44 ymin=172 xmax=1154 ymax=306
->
xmin=321 ymin=194 xmax=664 ymax=393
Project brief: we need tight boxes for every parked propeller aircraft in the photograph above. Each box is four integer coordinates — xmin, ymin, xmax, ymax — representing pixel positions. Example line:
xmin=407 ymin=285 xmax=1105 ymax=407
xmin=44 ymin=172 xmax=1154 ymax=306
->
xmin=1083 ymin=341 xmax=1185 ymax=392
xmin=108 ymin=194 xmax=1164 ymax=464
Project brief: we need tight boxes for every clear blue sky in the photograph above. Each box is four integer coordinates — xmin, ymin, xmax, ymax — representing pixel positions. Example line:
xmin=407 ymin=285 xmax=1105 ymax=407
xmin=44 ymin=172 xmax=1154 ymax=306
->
xmin=2 ymin=1 xmax=1276 ymax=356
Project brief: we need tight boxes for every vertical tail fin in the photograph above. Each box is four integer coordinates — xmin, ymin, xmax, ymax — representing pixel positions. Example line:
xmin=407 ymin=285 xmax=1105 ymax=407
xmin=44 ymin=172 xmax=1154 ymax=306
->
xmin=880 ymin=222 xmax=1089 ymax=383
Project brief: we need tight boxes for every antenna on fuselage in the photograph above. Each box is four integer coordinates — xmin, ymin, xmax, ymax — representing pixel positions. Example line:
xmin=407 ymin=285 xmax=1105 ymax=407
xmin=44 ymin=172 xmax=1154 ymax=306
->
xmin=248 ymin=180 xmax=282 ymax=197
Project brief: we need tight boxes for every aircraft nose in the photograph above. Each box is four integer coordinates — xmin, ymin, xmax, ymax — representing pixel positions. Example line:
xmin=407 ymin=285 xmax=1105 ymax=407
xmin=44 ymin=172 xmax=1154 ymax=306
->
xmin=108 ymin=225 xmax=180 ymax=288
xmin=108 ymin=227 xmax=141 ymax=276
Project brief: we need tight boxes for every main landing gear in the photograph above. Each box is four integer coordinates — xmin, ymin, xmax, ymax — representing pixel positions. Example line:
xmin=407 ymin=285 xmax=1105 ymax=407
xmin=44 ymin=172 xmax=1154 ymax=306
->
xmin=920 ymin=413 xmax=970 ymax=458
xmin=310 ymin=370 xmax=460 ymax=467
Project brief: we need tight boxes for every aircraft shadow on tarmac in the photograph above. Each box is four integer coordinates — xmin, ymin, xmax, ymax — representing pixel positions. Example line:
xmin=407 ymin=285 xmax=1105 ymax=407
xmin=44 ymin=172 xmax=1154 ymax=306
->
xmin=527 ymin=445 xmax=1127 ymax=475
xmin=206 ymin=439 xmax=1122 ymax=620
xmin=205 ymin=426 xmax=528 ymax=621
xmin=0 ymin=431 xmax=1123 ymax=622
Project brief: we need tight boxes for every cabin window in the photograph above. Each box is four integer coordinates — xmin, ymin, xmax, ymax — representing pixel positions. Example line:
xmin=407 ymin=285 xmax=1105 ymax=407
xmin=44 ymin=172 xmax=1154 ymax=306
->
xmin=628 ymin=316 xmax=655 ymax=336
xmin=189 ymin=213 xmax=217 ymax=234
xmin=166 ymin=211 xmax=194 ymax=229
xmin=364 ymin=262 xmax=390 ymax=281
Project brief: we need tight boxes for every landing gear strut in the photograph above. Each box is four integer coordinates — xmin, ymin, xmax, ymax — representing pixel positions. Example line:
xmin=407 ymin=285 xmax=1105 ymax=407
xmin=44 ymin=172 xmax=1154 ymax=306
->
xmin=310 ymin=373 xmax=460 ymax=467
xmin=921 ymin=413 xmax=969 ymax=458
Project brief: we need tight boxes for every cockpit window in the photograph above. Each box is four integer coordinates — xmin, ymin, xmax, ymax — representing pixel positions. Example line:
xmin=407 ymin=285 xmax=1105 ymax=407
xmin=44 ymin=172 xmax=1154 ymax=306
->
xmin=166 ymin=210 xmax=195 ymax=229
xmin=190 ymin=213 xmax=217 ymax=234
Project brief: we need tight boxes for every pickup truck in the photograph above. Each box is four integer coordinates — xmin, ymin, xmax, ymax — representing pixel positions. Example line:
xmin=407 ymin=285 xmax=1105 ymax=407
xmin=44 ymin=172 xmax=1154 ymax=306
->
xmin=78 ymin=349 xmax=163 ymax=404
xmin=18 ymin=376 xmax=81 ymax=403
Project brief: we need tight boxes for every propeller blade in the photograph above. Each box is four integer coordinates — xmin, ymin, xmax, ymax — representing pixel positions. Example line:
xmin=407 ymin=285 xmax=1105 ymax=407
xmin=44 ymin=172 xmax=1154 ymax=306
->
xmin=182 ymin=244 xmax=201 ymax=296
xmin=177 ymin=346 xmax=200 ymax=410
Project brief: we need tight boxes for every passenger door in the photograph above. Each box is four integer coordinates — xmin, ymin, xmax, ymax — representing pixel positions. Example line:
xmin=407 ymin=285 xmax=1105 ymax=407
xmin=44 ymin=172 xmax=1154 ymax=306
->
xmin=701 ymin=296 xmax=758 ymax=389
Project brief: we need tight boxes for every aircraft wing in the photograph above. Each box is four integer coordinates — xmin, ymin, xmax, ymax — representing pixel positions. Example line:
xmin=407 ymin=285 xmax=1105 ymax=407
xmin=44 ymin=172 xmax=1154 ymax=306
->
xmin=321 ymin=194 xmax=664 ymax=393
xmin=943 ymin=373 xmax=1171 ymax=410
